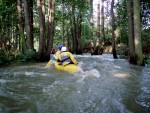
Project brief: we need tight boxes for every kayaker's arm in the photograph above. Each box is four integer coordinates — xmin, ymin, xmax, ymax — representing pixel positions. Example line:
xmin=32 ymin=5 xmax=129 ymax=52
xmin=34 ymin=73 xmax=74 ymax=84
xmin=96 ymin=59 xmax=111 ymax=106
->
xmin=54 ymin=51 xmax=61 ymax=61
xmin=68 ymin=52 xmax=78 ymax=65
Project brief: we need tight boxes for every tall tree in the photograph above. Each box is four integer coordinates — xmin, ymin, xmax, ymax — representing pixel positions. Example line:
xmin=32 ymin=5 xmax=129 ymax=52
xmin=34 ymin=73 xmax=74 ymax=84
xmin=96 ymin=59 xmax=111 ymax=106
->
xmin=111 ymin=0 xmax=118 ymax=59
xmin=23 ymin=0 xmax=34 ymax=51
xmin=90 ymin=0 xmax=94 ymax=55
xmin=62 ymin=0 xmax=65 ymax=45
xmin=95 ymin=0 xmax=100 ymax=55
xmin=17 ymin=0 xmax=26 ymax=52
xmin=72 ymin=1 xmax=76 ymax=53
xmin=106 ymin=0 xmax=109 ymax=35
xmin=66 ymin=1 xmax=70 ymax=51
xmin=101 ymin=0 xmax=105 ymax=47
xmin=29 ymin=0 xmax=34 ymax=48
xmin=127 ymin=0 xmax=135 ymax=64
xmin=37 ymin=0 xmax=46 ymax=60
xmin=77 ymin=7 xmax=82 ymax=54
xmin=74 ymin=0 xmax=84 ymax=54
xmin=133 ymin=0 xmax=143 ymax=65
xmin=47 ymin=0 xmax=55 ymax=58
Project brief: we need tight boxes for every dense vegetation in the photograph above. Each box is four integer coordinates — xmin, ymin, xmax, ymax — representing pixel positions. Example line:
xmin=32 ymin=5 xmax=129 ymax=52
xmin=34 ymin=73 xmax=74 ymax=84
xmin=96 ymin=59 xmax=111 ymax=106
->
xmin=0 ymin=0 xmax=149 ymax=66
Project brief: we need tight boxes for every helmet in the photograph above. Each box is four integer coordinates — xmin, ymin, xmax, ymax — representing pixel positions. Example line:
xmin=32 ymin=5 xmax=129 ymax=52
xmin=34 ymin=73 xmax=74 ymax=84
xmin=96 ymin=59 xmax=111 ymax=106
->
xmin=61 ymin=47 xmax=67 ymax=52
xmin=58 ymin=45 xmax=63 ymax=50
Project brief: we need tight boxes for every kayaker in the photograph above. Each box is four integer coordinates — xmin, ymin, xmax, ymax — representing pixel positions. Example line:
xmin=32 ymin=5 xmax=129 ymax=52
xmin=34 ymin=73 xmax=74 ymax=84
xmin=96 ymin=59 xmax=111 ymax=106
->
xmin=50 ymin=48 xmax=55 ymax=54
xmin=47 ymin=45 xmax=62 ymax=67
xmin=50 ymin=48 xmax=56 ymax=59
xmin=58 ymin=46 xmax=78 ymax=66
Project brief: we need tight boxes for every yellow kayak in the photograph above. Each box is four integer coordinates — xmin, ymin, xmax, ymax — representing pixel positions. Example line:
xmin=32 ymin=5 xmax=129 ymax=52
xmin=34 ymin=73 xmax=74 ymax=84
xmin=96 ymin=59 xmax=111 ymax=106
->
xmin=54 ymin=62 xmax=78 ymax=72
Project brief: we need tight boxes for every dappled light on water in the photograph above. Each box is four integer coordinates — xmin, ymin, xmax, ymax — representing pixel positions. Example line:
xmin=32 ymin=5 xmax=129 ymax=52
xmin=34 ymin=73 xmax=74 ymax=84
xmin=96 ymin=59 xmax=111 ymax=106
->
xmin=113 ymin=73 xmax=130 ymax=78
xmin=0 ymin=54 xmax=149 ymax=113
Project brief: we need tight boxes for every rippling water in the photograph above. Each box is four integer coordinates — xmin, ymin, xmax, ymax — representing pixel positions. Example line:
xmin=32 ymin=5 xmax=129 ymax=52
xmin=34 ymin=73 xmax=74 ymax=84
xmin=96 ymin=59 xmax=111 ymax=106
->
xmin=0 ymin=54 xmax=149 ymax=113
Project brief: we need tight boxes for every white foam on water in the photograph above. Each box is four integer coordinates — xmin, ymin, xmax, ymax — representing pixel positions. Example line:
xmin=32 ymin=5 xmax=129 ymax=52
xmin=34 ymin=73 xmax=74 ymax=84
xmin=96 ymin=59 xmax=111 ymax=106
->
xmin=114 ymin=65 xmax=121 ymax=69
xmin=75 ymin=61 xmax=101 ymax=83
xmin=77 ymin=91 xmax=81 ymax=94
xmin=25 ymin=72 xmax=34 ymax=75
xmin=41 ymin=73 xmax=49 ymax=76
xmin=0 ymin=79 xmax=15 ymax=84
xmin=43 ymin=80 xmax=60 ymax=92
xmin=0 ymin=79 xmax=7 ymax=84
xmin=77 ymin=61 xmax=100 ymax=77
xmin=77 ymin=61 xmax=84 ymax=73
xmin=85 ymin=69 xmax=100 ymax=78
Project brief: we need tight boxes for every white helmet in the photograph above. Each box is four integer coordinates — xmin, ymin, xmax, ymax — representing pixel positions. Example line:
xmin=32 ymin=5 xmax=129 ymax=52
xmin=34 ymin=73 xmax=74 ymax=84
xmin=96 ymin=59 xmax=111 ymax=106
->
xmin=61 ymin=47 xmax=67 ymax=52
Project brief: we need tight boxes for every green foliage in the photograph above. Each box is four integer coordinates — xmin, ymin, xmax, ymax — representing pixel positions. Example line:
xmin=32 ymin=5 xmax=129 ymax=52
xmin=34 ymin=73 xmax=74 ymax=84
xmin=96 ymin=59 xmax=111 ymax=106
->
xmin=5 ymin=52 xmax=16 ymax=62
xmin=143 ymin=54 xmax=150 ymax=64
xmin=115 ymin=0 xmax=128 ymax=44
xmin=81 ymin=23 xmax=90 ymax=42
xmin=144 ymin=59 xmax=150 ymax=64
xmin=142 ymin=28 xmax=150 ymax=44
xmin=16 ymin=50 xmax=38 ymax=62
xmin=116 ymin=43 xmax=128 ymax=56
xmin=0 ymin=49 xmax=21 ymax=65
xmin=146 ymin=60 xmax=150 ymax=64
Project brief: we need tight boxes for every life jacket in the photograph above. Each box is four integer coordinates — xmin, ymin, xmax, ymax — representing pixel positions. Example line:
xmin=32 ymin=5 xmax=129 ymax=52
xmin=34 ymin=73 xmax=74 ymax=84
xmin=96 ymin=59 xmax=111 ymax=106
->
xmin=59 ymin=52 xmax=72 ymax=66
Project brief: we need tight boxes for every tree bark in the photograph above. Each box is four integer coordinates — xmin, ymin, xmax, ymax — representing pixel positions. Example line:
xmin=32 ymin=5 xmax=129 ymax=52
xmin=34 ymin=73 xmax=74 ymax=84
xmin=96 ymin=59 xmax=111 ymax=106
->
xmin=17 ymin=0 xmax=26 ymax=53
xmin=133 ymin=0 xmax=144 ymax=65
xmin=47 ymin=0 xmax=55 ymax=58
xmin=62 ymin=1 xmax=65 ymax=45
xmin=101 ymin=0 xmax=105 ymax=47
xmin=127 ymin=0 xmax=136 ymax=64
xmin=66 ymin=2 xmax=70 ymax=51
xmin=23 ymin=0 xmax=34 ymax=51
xmin=29 ymin=0 xmax=34 ymax=48
xmin=90 ymin=0 xmax=94 ymax=55
xmin=72 ymin=3 xmax=77 ymax=53
xmin=37 ymin=0 xmax=46 ymax=60
xmin=95 ymin=0 xmax=100 ymax=55
xmin=77 ymin=9 xmax=82 ymax=54
xmin=111 ymin=0 xmax=118 ymax=59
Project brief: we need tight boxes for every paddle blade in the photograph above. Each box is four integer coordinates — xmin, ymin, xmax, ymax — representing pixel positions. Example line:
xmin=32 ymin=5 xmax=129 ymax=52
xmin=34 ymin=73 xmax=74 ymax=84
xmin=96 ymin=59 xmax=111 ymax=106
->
xmin=46 ymin=60 xmax=51 ymax=67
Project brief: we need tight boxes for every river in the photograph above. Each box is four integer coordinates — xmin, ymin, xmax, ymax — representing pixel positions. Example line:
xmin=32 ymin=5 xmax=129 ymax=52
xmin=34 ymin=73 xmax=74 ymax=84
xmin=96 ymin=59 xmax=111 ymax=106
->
xmin=0 ymin=54 xmax=149 ymax=113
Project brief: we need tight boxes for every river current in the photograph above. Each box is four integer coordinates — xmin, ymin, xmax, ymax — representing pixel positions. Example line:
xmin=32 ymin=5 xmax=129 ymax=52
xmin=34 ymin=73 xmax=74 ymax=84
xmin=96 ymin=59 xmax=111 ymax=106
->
xmin=0 ymin=54 xmax=149 ymax=113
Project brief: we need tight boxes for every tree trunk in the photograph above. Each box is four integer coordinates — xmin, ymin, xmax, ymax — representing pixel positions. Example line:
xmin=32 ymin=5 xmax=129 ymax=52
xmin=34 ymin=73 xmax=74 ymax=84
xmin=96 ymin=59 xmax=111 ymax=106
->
xmin=37 ymin=0 xmax=46 ymax=60
xmin=133 ymin=0 xmax=144 ymax=65
xmin=127 ymin=0 xmax=136 ymax=64
xmin=66 ymin=2 xmax=70 ymax=51
xmin=90 ymin=0 xmax=94 ymax=55
xmin=95 ymin=0 xmax=100 ymax=55
xmin=62 ymin=1 xmax=65 ymax=45
xmin=47 ymin=0 xmax=55 ymax=58
xmin=101 ymin=0 xmax=105 ymax=48
xmin=77 ymin=9 xmax=82 ymax=54
xmin=23 ymin=0 xmax=34 ymax=51
xmin=106 ymin=0 xmax=109 ymax=35
xmin=111 ymin=0 xmax=118 ymax=59
xmin=72 ymin=3 xmax=77 ymax=54
xmin=17 ymin=0 xmax=26 ymax=53
xmin=29 ymin=0 xmax=34 ymax=48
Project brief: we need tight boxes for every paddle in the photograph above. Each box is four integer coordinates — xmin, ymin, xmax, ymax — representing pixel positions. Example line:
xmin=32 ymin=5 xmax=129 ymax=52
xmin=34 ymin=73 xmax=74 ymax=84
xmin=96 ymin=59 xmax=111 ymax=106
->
xmin=46 ymin=59 xmax=52 ymax=67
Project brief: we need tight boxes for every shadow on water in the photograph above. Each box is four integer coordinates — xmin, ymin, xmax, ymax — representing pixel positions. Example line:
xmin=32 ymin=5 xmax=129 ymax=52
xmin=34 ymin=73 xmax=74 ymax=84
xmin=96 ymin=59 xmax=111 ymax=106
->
xmin=0 ymin=54 xmax=149 ymax=113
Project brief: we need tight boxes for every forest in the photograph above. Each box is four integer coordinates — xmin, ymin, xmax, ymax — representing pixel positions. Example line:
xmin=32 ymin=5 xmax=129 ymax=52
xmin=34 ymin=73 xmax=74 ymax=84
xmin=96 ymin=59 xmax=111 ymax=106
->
xmin=0 ymin=0 xmax=150 ymax=66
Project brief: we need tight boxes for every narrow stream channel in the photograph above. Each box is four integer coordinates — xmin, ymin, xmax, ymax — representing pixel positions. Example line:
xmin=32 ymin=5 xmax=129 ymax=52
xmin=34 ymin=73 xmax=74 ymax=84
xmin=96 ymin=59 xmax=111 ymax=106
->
xmin=0 ymin=54 xmax=149 ymax=113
